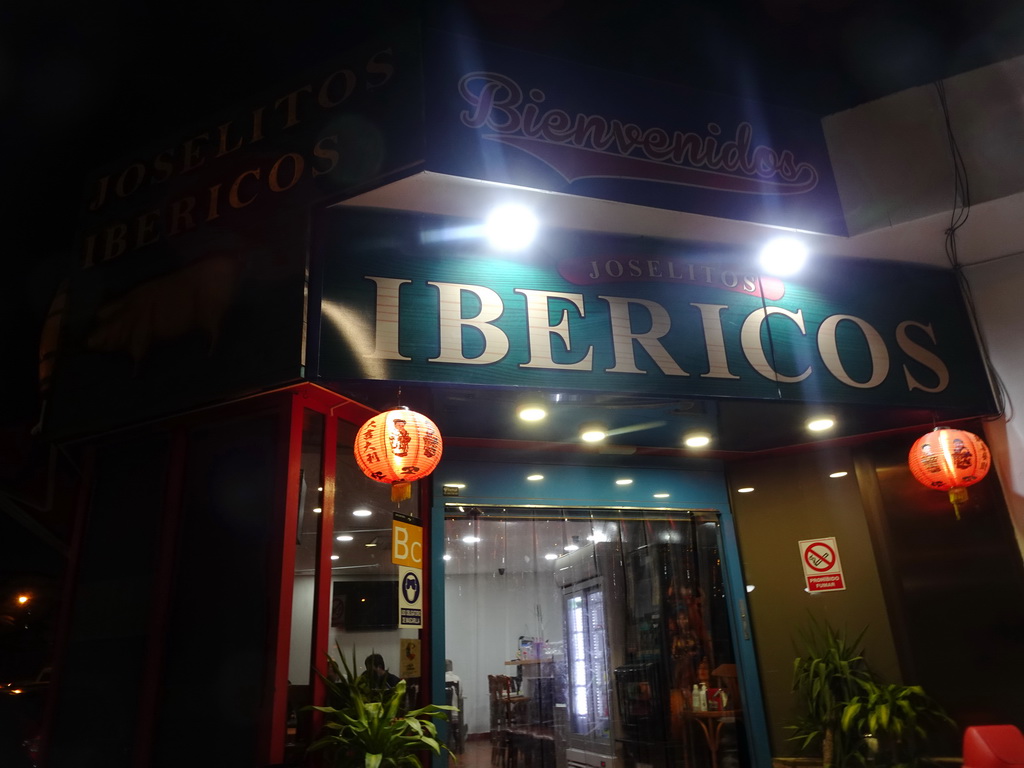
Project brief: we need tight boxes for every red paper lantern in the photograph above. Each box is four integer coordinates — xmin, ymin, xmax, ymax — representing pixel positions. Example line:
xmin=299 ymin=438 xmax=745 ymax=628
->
xmin=908 ymin=427 xmax=991 ymax=519
xmin=354 ymin=408 xmax=443 ymax=502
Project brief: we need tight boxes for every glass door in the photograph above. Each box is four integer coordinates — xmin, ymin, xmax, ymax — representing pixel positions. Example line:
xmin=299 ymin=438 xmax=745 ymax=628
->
xmin=442 ymin=507 xmax=749 ymax=768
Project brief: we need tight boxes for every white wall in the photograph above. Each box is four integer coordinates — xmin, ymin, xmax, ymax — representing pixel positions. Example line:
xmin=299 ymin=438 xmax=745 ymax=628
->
xmin=444 ymin=570 xmax=563 ymax=735
xmin=963 ymin=253 xmax=1024 ymax=559
xmin=289 ymin=575 xmax=315 ymax=684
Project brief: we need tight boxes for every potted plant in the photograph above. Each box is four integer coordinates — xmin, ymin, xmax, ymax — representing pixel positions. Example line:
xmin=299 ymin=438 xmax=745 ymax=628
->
xmin=308 ymin=646 xmax=456 ymax=768
xmin=839 ymin=679 xmax=956 ymax=767
xmin=788 ymin=618 xmax=876 ymax=768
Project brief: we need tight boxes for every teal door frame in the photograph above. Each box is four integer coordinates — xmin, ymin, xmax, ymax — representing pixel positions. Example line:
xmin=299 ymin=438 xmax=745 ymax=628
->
xmin=427 ymin=454 xmax=771 ymax=768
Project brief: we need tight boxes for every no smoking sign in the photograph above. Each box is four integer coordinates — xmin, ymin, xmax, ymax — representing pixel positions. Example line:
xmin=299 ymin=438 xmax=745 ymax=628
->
xmin=798 ymin=537 xmax=846 ymax=592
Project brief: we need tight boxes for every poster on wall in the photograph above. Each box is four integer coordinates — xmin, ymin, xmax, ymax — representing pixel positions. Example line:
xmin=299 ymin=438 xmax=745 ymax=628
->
xmin=798 ymin=537 xmax=846 ymax=592
xmin=399 ymin=638 xmax=421 ymax=678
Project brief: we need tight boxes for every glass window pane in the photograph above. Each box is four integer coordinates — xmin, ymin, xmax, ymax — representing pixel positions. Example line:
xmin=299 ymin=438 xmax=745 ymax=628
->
xmin=284 ymin=409 xmax=325 ymax=760
xmin=329 ymin=420 xmax=421 ymax=701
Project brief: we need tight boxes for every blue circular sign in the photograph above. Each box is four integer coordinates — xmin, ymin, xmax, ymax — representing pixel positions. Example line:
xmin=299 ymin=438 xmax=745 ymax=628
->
xmin=402 ymin=571 xmax=421 ymax=604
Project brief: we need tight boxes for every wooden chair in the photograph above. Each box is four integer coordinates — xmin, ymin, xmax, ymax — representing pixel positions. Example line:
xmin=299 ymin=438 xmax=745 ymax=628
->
xmin=488 ymin=675 xmax=511 ymax=767
xmin=489 ymin=674 xmax=531 ymax=767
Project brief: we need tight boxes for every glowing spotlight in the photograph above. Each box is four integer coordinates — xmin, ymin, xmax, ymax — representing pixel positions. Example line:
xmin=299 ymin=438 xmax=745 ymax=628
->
xmin=544 ymin=553 xmax=558 ymax=560
xmin=485 ymin=204 xmax=538 ymax=251
xmin=684 ymin=432 xmax=711 ymax=448
xmin=737 ymin=487 xmax=755 ymax=493
xmin=518 ymin=403 xmax=547 ymax=422
xmin=830 ymin=471 xmax=848 ymax=478
xmin=580 ymin=424 xmax=607 ymax=443
xmin=759 ymin=237 xmax=808 ymax=276
xmin=807 ymin=417 xmax=835 ymax=432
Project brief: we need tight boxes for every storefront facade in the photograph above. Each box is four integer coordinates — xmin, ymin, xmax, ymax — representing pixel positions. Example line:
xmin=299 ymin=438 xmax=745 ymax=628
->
xmin=37 ymin=25 xmax=1024 ymax=768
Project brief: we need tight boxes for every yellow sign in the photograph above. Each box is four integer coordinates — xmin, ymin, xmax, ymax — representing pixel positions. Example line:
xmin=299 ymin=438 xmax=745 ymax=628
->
xmin=392 ymin=519 xmax=423 ymax=568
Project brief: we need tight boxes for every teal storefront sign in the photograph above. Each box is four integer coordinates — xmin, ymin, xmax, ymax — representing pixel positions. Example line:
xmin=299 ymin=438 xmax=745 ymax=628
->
xmin=312 ymin=207 xmax=994 ymax=412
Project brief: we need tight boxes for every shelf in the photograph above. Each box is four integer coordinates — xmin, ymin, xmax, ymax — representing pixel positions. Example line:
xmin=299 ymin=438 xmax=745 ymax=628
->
xmin=504 ymin=658 xmax=556 ymax=666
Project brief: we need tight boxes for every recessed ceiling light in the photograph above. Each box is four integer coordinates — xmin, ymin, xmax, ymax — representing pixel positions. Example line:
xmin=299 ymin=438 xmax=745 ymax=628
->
xmin=807 ymin=417 xmax=835 ymax=432
xmin=746 ymin=584 xmax=756 ymax=592
xmin=580 ymin=424 xmax=607 ymax=443
xmin=365 ymin=540 xmax=377 ymax=548
xmin=444 ymin=483 xmax=466 ymax=489
xmin=463 ymin=535 xmax=481 ymax=543
xmin=336 ymin=534 xmax=354 ymax=542
xmin=615 ymin=478 xmax=633 ymax=485
xmin=544 ymin=553 xmax=558 ymax=560
xmin=684 ymin=433 xmax=712 ymax=448
xmin=526 ymin=474 xmax=544 ymax=481
xmin=442 ymin=554 xmax=452 ymax=561
xmin=352 ymin=509 xmax=372 ymax=517
xmin=330 ymin=554 xmax=340 ymax=561
xmin=829 ymin=471 xmax=848 ymax=478
xmin=313 ymin=507 xmax=323 ymax=514
xmin=737 ymin=487 xmax=755 ymax=493
xmin=564 ymin=543 xmax=579 ymax=552
xmin=653 ymin=493 xmax=670 ymax=499
xmin=518 ymin=404 xmax=547 ymax=422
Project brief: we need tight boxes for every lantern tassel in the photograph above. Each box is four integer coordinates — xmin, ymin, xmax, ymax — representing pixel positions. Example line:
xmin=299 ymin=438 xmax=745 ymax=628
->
xmin=948 ymin=487 xmax=968 ymax=520
xmin=391 ymin=482 xmax=412 ymax=503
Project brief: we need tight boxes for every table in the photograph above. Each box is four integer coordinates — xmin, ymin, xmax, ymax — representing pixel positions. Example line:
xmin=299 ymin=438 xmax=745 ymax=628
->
xmin=684 ymin=710 xmax=741 ymax=768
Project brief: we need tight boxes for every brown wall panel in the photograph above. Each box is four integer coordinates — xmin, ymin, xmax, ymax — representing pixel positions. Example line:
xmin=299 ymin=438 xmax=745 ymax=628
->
xmin=727 ymin=446 xmax=901 ymax=757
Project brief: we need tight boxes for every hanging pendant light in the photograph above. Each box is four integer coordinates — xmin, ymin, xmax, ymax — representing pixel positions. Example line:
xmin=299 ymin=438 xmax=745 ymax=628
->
xmin=908 ymin=427 xmax=991 ymax=519
xmin=354 ymin=407 xmax=443 ymax=502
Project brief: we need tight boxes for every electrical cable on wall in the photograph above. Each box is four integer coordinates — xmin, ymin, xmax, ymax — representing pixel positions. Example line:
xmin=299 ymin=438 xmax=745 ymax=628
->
xmin=934 ymin=80 xmax=1010 ymax=422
